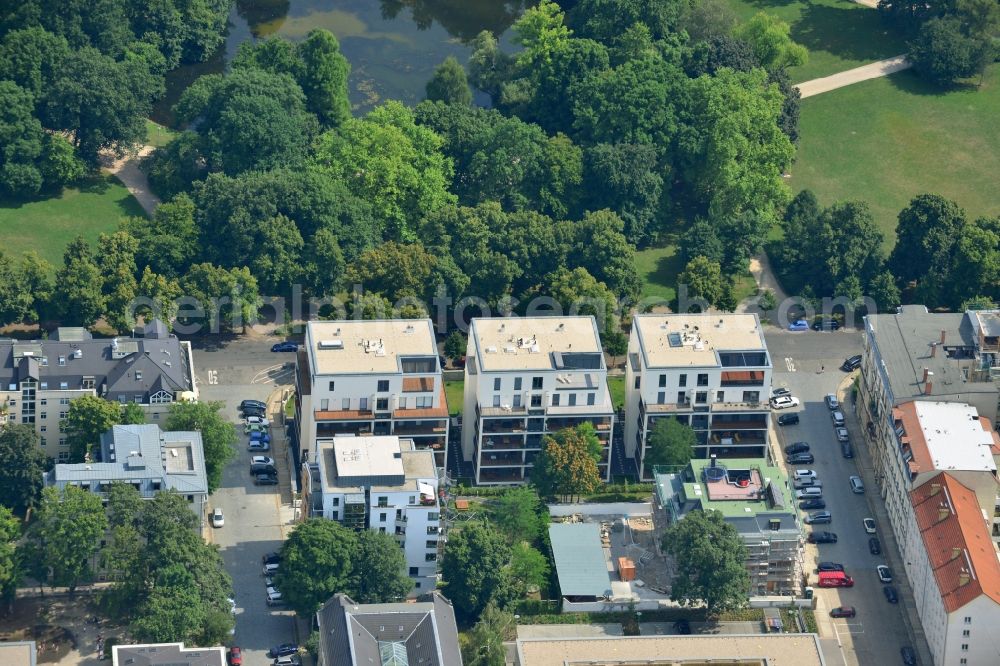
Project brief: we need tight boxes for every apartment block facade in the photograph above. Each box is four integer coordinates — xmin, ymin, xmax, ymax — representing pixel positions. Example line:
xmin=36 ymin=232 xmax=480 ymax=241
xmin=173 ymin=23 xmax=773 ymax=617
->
xmin=294 ymin=320 xmax=449 ymax=474
xmin=302 ymin=435 xmax=441 ymax=595
xmin=460 ymin=316 xmax=614 ymax=485
xmin=625 ymin=314 xmax=772 ymax=480
xmin=0 ymin=320 xmax=196 ymax=462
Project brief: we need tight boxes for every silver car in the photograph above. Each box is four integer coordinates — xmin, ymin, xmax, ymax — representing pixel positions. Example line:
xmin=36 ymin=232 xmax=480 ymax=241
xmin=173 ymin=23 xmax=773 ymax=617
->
xmin=825 ymin=394 xmax=839 ymax=410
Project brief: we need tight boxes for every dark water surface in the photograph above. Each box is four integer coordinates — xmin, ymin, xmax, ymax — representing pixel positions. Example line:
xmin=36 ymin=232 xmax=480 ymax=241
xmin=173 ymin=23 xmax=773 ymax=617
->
xmin=153 ymin=0 xmax=528 ymax=123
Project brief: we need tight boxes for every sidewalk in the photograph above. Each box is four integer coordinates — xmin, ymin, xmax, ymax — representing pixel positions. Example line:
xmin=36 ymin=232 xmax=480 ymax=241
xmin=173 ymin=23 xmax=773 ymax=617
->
xmin=836 ymin=376 xmax=933 ymax=666
xmin=796 ymin=56 xmax=911 ymax=98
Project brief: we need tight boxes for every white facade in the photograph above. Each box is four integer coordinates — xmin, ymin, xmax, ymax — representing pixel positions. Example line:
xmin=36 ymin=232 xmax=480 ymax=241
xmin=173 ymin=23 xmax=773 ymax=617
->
xmin=625 ymin=314 xmax=772 ymax=480
xmin=461 ymin=317 xmax=614 ymax=485
xmin=295 ymin=320 xmax=449 ymax=472
xmin=303 ymin=435 xmax=441 ymax=595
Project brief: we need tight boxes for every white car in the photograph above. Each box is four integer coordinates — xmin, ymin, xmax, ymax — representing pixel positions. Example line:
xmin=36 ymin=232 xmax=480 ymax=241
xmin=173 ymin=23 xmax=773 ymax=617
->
xmin=793 ymin=469 xmax=817 ymax=479
xmin=245 ymin=416 xmax=270 ymax=427
xmin=263 ymin=562 xmax=280 ymax=576
xmin=795 ymin=487 xmax=823 ymax=499
xmin=251 ymin=455 xmax=275 ymax=467
xmin=771 ymin=396 xmax=800 ymax=410
xmin=793 ymin=478 xmax=822 ymax=490
xmin=863 ymin=518 xmax=877 ymax=534
xmin=836 ymin=427 xmax=850 ymax=442
xmin=248 ymin=440 xmax=271 ymax=451
xmin=825 ymin=394 xmax=839 ymax=410
xmin=877 ymin=565 xmax=893 ymax=584
xmin=210 ymin=507 xmax=224 ymax=528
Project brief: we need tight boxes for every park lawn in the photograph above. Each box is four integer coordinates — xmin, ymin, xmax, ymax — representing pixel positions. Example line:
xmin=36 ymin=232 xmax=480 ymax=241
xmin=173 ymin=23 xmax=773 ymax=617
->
xmin=636 ymin=244 xmax=683 ymax=306
xmin=445 ymin=379 xmax=464 ymax=416
xmin=790 ymin=65 xmax=1000 ymax=247
xmin=722 ymin=0 xmax=908 ymax=82
xmin=145 ymin=119 xmax=179 ymax=148
xmin=0 ymin=175 xmax=147 ymax=268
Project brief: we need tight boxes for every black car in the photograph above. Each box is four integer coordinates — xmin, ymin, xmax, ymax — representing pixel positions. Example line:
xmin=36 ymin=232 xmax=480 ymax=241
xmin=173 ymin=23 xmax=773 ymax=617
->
xmin=262 ymin=552 xmax=282 ymax=565
xmin=271 ymin=342 xmax=298 ymax=352
xmin=242 ymin=405 xmax=266 ymax=418
xmin=816 ymin=561 xmax=844 ymax=572
xmin=784 ymin=442 xmax=810 ymax=455
xmin=869 ymin=537 xmax=882 ymax=555
xmin=841 ymin=354 xmax=862 ymax=371
xmin=841 ymin=441 xmax=854 ymax=458
xmin=799 ymin=499 xmax=826 ymax=510
xmin=240 ymin=399 xmax=267 ymax=413
xmin=884 ymin=585 xmax=899 ymax=603
xmin=673 ymin=619 xmax=691 ymax=635
xmin=787 ymin=453 xmax=814 ymax=464
xmin=807 ymin=531 xmax=838 ymax=544
xmin=254 ymin=473 xmax=279 ymax=486
xmin=812 ymin=318 xmax=841 ymax=331
xmin=269 ymin=644 xmax=299 ymax=658
xmin=777 ymin=413 xmax=800 ymax=426
xmin=900 ymin=646 xmax=916 ymax=665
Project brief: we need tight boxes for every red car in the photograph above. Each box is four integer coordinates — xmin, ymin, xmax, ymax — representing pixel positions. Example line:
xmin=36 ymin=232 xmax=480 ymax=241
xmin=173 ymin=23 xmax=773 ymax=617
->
xmin=228 ymin=647 xmax=242 ymax=666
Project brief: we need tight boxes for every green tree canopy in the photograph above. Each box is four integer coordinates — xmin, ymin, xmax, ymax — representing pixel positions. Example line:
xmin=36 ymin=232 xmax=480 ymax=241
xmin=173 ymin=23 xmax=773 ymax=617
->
xmin=351 ymin=529 xmax=413 ymax=604
xmin=64 ymin=395 xmax=121 ymax=462
xmin=178 ymin=263 xmax=261 ymax=334
xmin=461 ymin=602 xmax=516 ymax=666
xmin=489 ymin=487 xmax=546 ymax=544
xmin=532 ymin=424 xmax=603 ymax=501
xmin=28 ymin=485 xmax=108 ymax=592
xmin=734 ymin=13 xmax=808 ymax=70
xmin=440 ymin=523 xmax=513 ymax=622
xmin=52 ymin=237 xmax=105 ymax=328
xmin=909 ymin=17 xmax=991 ymax=86
xmin=443 ymin=331 xmax=467 ymax=361
xmin=274 ymin=519 xmax=359 ymax=615
xmin=679 ymin=256 xmax=726 ymax=307
xmin=645 ymin=418 xmax=696 ymax=472
xmin=426 ymin=56 xmax=472 ymax=105
xmin=0 ymin=424 xmax=48 ymax=515
xmin=0 ymin=505 xmax=19 ymax=602
xmin=164 ymin=401 xmax=237 ymax=493
xmin=661 ymin=509 xmax=750 ymax=614
xmin=120 ymin=194 xmax=199 ymax=279
xmin=96 ymin=231 xmax=139 ymax=332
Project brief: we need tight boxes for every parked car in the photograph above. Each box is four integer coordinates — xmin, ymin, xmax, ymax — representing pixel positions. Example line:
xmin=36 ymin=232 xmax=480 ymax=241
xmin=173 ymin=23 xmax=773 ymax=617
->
xmin=271 ymin=342 xmax=298 ymax=352
xmin=812 ymin=318 xmax=841 ymax=331
xmin=850 ymin=475 xmax=865 ymax=493
xmin=269 ymin=644 xmax=299 ymax=659
xmin=251 ymin=455 xmax=275 ymax=467
xmin=816 ymin=561 xmax=844 ymax=572
xmin=863 ymin=518 xmax=877 ymax=534
xmin=841 ymin=441 xmax=854 ymax=458
xmin=808 ymin=531 xmax=838 ymax=544
xmin=262 ymin=552 xmax=281 ymax=565
xmin=266 ymin=587 xmax=285 ymax=606
xmin=831 ymin=410 xmax=845 ymax=426
xmin=883 ymin=585 xmax=899 ymax=603
xmin=793 ymin=478 xmax=821 ymax=490
xmin=672 ymin=619 xmax=691 ymax=635
xmin=799 ymin=499 xmax=826 ymax=510
xmin=272 ymin=656 xmax=301 ymax=666
xmin=795 ymin=487 xmax=823 ymax=500
xmin=784 ymin=442 xmax=810 ymax=455
xmin=242 ymin=405 xmax=266 ymax=418
xmin=836 ymin=427 xmax=850 ymax=442
xmin=248 ymin=440 xmax=271 ymax=451
xmin=877 ymin=565 xmax=893 ymax=584
xmin=805 ymin=511 xmax=832 ymax=524
xmin=255 ymin=473 xmax=279 ymax=486
xmin=245 ymin=423 xmax=269 ymax=435
xmin=211 ymin=507 xmax=224 ymax=528
xmin=245 ymin=416 xmax=271 ymax=427
xmin=900 ymin=646 xmax=917 ymax=665
xmin=262 ymin=562 xmax=280 ymax=576
xmin=788 ymin=453 xmax=815 ymax=465
xmin=841 ymin=355 xmax=862 ymax=371
xmin=771 ymin=387 xmax=791 ymax=399
xmin=788 ymin=319 xmax=809 ymax=331
xmin=830 ymin=606 xmax=856 ymax=618
xmin=771 ymin=396 xmax=800 ymax=410
xmin=793 ymin=469 xmax=817 ymax=479
xmin=240 ymin=399 xmax=266 ymax=413
xmin=825 ymin=394 xmax=840 ymax=409
xmin=869 ymin=537 xmax=882 ymax=555
xmin=228 ymin=647 xmax=242 ymax=666
xmin=778 ymin=413 xmax=800 ymax=426
xmin=249 ymin=431 xmax=271 ymax=444
xmin=818 ymin=571 xmax=854 ymax=587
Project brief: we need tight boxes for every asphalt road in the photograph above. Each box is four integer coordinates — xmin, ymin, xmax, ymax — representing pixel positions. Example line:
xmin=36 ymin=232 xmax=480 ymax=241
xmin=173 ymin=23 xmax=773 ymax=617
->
xmin=193 ymin=335 xmax=300 ymax=666
xmin=765 ymin=328 xmax=912 ymax=666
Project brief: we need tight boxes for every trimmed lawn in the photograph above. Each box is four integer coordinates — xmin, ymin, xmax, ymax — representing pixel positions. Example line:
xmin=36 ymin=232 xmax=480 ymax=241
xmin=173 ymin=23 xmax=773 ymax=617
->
xmin=723 ymin=0 xmax=907 ymax=82
xmin=0 ymin=175 xmax=147 ymax=268
xmin=145 ymin=119 xmax=179 ymax=148
xmin=636 ymin=244 xmax=683 ymax=306
xmin=790 ymin=66 xmax=1000 ymax=246
xmin=445 ymin=379 xmax=464 ymax=416
xmin=607 ymin=375 xmax=625 ymax=410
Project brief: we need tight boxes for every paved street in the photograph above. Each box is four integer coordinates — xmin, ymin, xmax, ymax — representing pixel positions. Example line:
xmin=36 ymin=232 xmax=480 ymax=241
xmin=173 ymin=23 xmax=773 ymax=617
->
xmin=764 ymin=327 xmax=914 ymax=666
xmin=192 ymin=335 xmax=300 ymax=666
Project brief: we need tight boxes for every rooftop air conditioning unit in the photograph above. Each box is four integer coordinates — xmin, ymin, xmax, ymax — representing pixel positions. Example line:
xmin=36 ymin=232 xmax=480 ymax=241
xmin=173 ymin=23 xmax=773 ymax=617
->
xmin=319 ymin=340 xmax=344 ymax=350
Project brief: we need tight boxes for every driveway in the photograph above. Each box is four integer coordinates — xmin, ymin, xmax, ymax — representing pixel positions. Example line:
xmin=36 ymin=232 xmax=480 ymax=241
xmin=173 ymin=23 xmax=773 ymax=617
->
xmin=196 ymin=336 xmax=299 ymax=666
xmin=766 ymin=330 xmax=914 ymax=666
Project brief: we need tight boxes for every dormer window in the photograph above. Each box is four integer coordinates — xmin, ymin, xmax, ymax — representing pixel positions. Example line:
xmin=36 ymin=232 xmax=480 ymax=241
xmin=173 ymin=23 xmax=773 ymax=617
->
xmin=58 ymin=356 xmax=65 ymax=366
xmin=135 ymin=371 xmax=142 ymax=380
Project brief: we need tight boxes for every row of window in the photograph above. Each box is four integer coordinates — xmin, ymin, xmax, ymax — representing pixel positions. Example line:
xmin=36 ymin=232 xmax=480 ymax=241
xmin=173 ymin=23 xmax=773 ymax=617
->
xmin=493 ymin=377 xmax=545 ymax=391
xmin=650 ymin=390 xmax=761 ymax=405
xmin=328 ymin=380 xmax=393 ymax=392
xmin=658 ymin=373 xmax=710 ymax=388
xmin=492 ymin=392 xmax=598 ymax=408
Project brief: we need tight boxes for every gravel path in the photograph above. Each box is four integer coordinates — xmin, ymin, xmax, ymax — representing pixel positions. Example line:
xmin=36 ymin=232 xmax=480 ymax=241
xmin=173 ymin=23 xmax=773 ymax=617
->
xmin=796 ymin=55 xmax=911 ymax=98
xmin=104 ymin=145 xmax=160 ymax=216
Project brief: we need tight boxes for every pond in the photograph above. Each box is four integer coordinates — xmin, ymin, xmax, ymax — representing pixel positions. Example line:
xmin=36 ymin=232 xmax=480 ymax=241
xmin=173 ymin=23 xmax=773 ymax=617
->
xmin=153 ymin=0 xmax=529 ymax=124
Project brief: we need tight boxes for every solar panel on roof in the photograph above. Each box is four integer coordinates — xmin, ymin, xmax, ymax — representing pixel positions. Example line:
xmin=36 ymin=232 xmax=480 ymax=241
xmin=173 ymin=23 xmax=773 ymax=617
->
xmin=668 ymin=332 xmax=682 ymax=347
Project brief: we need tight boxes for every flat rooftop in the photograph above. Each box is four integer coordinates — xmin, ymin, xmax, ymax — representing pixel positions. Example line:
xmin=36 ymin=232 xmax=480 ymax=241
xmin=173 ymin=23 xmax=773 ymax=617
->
xmin=471 ymin=317 xmax=604 ymax=372
xmin=319 ymin=436 xmax=437 ymax=493
xmin=908 ymin=401 xmax=997 ymax=473
xmin=657 ymin=458 xmax=793 ymax=520
xmin=306 ymin=319 xmax=438 ymax=375
xmin=515 ymin=634 xmax=825 ymax=666
xmin=333 ymin=435 xmax=405 ymax=479
xmin=634 ymin=313 xmax=767 ymax=368
xmin=548 ymin=523 xmax=613 ymax=598
xmin=0 ymin=641 xmax=35 ymax=666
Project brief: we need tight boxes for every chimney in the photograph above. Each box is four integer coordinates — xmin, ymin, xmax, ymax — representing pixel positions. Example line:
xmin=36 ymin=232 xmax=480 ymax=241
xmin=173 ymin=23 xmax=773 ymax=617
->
xmin=941 ymin=330 xmax=947 ymax=345
xmin=925 ymin=381 xmax=933 ymax=395
xmin=931 ymin=343 xmax=937 ymax=358
xmin=930 ymin=483 xmax=942 ymax=496
xmin=951 ymin=547 xmax=962 ymax=561
xmin=924 ymin=370 xmax=934 ymax=395
xmin=938 ymin=502 xmax=951 ymax=522
xmin=922 ymin=368 xmax=929 ymax=382
xmin=959 ymin=569 xmax=971 ymax=586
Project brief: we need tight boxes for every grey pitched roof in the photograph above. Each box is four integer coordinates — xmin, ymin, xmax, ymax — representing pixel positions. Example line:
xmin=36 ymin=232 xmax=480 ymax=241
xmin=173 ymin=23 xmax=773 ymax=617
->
xmin=315 ymin=593 xmax=461 ymax=666
xmin=49 ymin=425 xmax=207 ymax=495
xmin=548 ymin=523 xmax=613 ymax=598
xmin=111 ymin=642 xmax=225 ymax=666
xmin=0 ymin=321 xmax=192 ymax=398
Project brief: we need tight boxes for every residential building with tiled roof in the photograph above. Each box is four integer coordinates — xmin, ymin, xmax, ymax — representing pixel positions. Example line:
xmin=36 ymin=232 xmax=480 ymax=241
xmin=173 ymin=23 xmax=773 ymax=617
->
xmin=111 ymin=642 xmax=224 ymax=666
xmin=903 ymin=473 xmax=1000 ymax=665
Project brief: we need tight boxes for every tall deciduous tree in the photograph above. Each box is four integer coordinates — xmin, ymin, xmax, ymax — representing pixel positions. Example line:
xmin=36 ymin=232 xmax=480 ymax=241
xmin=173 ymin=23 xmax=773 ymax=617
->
xmin=96 ymin=231 xmax=140 ymax=332
xmin=440 ymin=523 xmax=513 ymax=622
xmin=679 ymin=256 xmax=726 ymax=308
xmin=296 ymin=29 xmax=352 ymax=127
xmin=461 ymin=602 xmax=516 ymax=666
xmin=273 ymin=519 xmax=359 ymax=616
xmin=489 ymin=487 xmax=546 ymax=544
xmin=581 ymin=142 xmax=663 ymax=246
xmin=509 ymin=541 xmax=550 ymax=592
xmin=443 ymin=331 xmax=467 ymax=361
xmin=426 ymin=56 xmax=472 ymax=105
xmin=164 ymin=401 xmax=237 ymax=493
xmin=64 ymin=395 xmax=121 ymax=463
xmin=890 ymin=194 xmax=966 ymax=291
xmin=120 ymin=194 xmax=199 ymax=279
xmin=28 ymin=485 xmax=108 ymax=592
xmin=52 ymin=237 xmax=105 ymax=328
xmin=662 ymin=509 xmax=749 ymax=614
xmin=532 ymin=424 xmax=603 ymax=501
xmin=734 ymin=13 xmax=808 ymax=70
xmin=0 ymin=424 xmax=48 ymax=515
xmin=0 ymin=505 xmax=19 ymax=602
xmin=645 ymin=418 xmax=696 ymax=470
xmin=351 ymin=529 xmax=413 ymax=603
xmin=909 ymin=17 xmax=991 ymax=86
xmin=178 ymin=263 xmax=261 ymax=334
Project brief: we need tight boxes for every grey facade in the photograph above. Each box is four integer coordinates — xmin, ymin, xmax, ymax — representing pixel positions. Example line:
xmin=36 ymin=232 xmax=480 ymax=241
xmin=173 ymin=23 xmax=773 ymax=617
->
xmin=112 ymin=643 xmax=225 ymax=666
xmin=315 ymin=592 xmax=462 ymax=666
xmin=0 ymin=320 xmax=196 ymax=461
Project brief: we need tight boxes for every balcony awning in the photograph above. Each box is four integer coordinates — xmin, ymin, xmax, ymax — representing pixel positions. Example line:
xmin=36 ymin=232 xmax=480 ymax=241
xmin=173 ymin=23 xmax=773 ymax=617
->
xmin=721 ymin=371 xmax=765 ymax=382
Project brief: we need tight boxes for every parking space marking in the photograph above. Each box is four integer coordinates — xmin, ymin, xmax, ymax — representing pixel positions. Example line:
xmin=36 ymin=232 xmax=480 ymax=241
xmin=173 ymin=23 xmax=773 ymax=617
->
xmin=784 ymin=357 xmax=796 ymax=372
xmin=249 ymin=364 xmax=286 ymax=384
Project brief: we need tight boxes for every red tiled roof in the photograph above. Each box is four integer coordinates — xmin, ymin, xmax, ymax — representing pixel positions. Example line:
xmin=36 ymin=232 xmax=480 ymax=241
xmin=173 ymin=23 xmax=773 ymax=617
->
xmin=896 ymin=402 xmax=930 ymax=475
xmin=978 ymin=416 xmax=1000 ymax=455
xmin=910 ymin=472 xmax=1000 ymax=612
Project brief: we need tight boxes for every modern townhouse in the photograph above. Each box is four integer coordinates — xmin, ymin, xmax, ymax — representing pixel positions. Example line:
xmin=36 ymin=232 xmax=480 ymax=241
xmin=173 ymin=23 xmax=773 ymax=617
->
xmin=625 ymin=313 xmax=772 ymax=480
xmin=0 ymin=320 xmax=196 ymax=462
xmin=301 ymin=434 xmax=441 ymax=594
xmin=293 ymin=320 xmax=449 ymax=475
xmin=460 ymin=316 xmax=614 ymax=485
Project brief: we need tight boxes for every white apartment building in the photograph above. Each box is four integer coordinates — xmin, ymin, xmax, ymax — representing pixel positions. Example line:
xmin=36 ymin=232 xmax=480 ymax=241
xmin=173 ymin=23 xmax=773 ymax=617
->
xmin=0 ymin=320 xmax=196 ymax=461
xmin=625 ymin=313 xmax=772 ymax=480
xmin=294 ymin=320 xmax=449 ymax=473
xmin=903 ymin=474 xmax=1000 ymax=666
xmin=302 ymin=435 xmax=441 ymax=595
xmin=461 ymin=317 xmax=614 ymax=485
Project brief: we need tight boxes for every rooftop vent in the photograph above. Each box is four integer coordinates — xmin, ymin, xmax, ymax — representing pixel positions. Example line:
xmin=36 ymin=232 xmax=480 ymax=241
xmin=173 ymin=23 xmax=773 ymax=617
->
xmin=72 ymin=349 xmax=83 ymax=359
xmin=319 ymin=339 xmax=344 ymax=350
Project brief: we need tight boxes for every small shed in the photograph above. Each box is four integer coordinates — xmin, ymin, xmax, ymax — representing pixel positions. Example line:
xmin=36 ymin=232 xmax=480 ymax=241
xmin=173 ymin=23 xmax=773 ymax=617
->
xmin=548 ymin=523 xmax=613 ymax=601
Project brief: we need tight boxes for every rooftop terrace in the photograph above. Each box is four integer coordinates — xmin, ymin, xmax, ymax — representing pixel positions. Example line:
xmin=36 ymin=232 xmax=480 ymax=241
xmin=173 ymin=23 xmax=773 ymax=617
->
xmin=634 ymin=313 xmax=767 ymax=368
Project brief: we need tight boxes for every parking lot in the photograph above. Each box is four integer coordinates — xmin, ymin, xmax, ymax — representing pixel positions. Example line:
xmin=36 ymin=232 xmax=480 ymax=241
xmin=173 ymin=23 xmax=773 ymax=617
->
xmin=193 ymin=335 xmax=301 ymax=666
xmin=765 ymin=328 xmax=915 ymax=666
